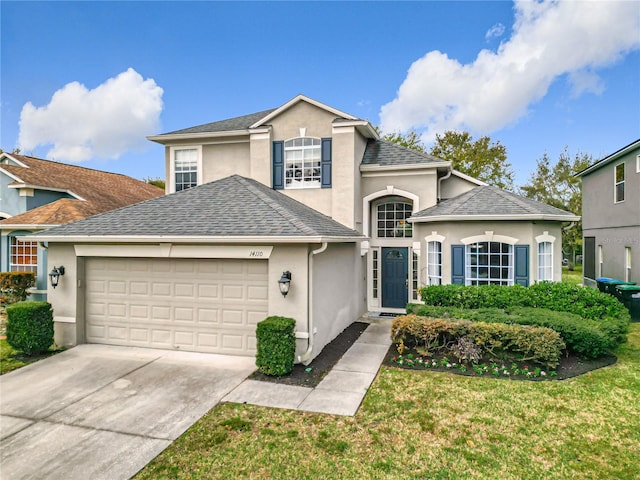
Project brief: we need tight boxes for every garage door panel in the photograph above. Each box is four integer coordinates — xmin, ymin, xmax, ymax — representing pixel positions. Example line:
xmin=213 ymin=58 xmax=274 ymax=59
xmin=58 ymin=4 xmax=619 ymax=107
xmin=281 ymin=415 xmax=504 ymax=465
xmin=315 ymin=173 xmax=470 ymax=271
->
xmin=85 ymin=258 xmax=267 ymax=356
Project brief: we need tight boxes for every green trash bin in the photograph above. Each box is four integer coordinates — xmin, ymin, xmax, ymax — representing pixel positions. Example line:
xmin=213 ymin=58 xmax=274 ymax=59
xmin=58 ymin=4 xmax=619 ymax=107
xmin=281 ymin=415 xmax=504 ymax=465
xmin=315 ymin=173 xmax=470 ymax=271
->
xmin=615 ymin=285 xmax=640 ymax=321
xmin=605 ymin=279 xmax=636 ymax=299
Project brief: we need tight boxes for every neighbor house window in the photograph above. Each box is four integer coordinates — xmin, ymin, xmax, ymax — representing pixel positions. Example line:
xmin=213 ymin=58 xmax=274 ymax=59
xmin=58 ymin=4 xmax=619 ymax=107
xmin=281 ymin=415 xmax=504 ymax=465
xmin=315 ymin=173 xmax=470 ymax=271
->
xmin=372 ymin=249 xmax=379 ymax=299
xmin=636 ymin=154 xmax=640 ymax=173
xmin=412 ymin=251 xmax=419 ymax=300
xmin=614 ymin=163 xmax=625 ymax=202
xmin=465 ymin=242 xmax=513 ymax=286
xmin=427 ymin=241 xmax=442 ymax=285
xmin=10 ymin=236 xmax=38 ymax=275
xmin=376 ymin=200 xmax=413 ymax=238
xmin=537 ymin=241 xmax=553 ymax=281
xmin=284 ymin=137 xmax=321 ymax=188
xmin=626 ymin=247 xmax=632 ymax=282
xmin=174 ymin=148 xmax=198 ymax=191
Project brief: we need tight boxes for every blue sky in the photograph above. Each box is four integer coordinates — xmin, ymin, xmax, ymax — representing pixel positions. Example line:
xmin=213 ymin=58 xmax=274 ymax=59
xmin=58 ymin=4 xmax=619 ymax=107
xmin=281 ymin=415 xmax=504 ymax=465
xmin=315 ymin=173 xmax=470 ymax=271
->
xmin=2 ymin=1 xmax=639 ymax=186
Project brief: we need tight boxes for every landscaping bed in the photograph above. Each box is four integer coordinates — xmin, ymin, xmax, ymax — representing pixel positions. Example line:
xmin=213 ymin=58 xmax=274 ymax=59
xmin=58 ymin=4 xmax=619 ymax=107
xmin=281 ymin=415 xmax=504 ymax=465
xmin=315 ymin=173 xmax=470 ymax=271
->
xmin=383 ymin=345 xmax=617 ymax=380
xmin=248 ymin=321 xmax=368 ymax=387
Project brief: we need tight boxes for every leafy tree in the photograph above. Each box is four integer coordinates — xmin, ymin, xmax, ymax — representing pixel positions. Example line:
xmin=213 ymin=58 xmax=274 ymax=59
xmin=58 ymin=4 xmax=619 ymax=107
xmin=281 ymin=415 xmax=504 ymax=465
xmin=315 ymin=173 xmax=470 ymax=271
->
xmin=375 ymin=127 xmax=427 ymax=153
xmin=429 ymin=131 xmax=515 ymax=191
xmin=144 ymin=177 xmax=165 ymax=190
xmin=520 ymin=148 xmax=592 ymax=269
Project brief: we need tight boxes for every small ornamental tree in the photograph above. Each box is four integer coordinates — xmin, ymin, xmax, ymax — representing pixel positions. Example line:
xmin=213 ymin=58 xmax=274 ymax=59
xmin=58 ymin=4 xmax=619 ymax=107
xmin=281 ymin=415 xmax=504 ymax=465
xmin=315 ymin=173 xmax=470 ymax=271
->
xmin=0 ymin=272 xmax=36 ymax=305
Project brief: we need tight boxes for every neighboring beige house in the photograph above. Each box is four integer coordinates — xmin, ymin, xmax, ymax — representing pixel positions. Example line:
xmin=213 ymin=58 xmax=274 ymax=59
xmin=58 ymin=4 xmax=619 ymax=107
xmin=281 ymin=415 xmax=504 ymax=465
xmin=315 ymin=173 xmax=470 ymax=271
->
xmin=33 ymin=95 xmax=578 ymax=363
xmin=576 ymin=139 xmax=640 ymax=287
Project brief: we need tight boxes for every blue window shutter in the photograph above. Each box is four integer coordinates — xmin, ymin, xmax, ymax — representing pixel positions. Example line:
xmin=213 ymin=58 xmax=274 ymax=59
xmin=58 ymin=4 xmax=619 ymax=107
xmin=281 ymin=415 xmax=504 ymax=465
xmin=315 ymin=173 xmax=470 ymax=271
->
xmin=321 ymin=137 xmax=332 ymax=188
xmin=514 ymin=245 xmax=529 ymax=286
xmin=451 ymin=245 xmax=465 ymax=285
xmin=272 ymin=141 xmax=284 ymax=190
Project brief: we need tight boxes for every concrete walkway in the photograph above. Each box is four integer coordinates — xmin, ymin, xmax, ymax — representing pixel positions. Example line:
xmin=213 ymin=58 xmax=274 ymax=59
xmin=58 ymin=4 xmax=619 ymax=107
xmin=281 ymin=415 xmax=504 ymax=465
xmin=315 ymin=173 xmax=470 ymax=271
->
xmin=223 ymin=318 xmax=392 ymax=416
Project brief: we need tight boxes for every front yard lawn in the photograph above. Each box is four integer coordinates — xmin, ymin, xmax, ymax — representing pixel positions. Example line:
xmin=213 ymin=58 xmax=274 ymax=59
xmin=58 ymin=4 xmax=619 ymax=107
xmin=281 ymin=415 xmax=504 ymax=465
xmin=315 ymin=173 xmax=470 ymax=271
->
xmin=0 ymin=339 xmax=62 ymax=375
xmin=136 ymin=322 xmax=640 ymax=480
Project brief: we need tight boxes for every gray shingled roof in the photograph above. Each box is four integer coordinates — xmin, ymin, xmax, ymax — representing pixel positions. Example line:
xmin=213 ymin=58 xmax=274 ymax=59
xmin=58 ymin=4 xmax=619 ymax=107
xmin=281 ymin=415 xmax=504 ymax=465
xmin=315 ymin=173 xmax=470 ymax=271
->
xmin=163 ymin=109 xmax=277 ymax=135
xmin=35 ymin=175 xmax=362 ymax=239
xmin=412 ymin=185 xmax=579 ymax=220
xmin=361 ymin=139 xmax=446 ymax=167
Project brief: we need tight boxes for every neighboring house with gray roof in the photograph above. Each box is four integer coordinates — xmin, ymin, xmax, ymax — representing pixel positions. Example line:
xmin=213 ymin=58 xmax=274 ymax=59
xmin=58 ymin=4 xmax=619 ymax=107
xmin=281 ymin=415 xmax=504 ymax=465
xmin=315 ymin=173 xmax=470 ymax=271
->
xmin=576 ymin=139 xmax=640 ymax=287
xmin=34 ymin=94 xmax=578 ymax=363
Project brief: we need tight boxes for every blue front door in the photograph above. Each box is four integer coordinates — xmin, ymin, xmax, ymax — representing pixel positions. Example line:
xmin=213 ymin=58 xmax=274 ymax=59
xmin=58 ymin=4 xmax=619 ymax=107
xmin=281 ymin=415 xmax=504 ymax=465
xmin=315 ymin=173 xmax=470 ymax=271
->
xmin=381 ymin=247 xmax=408 ymax=308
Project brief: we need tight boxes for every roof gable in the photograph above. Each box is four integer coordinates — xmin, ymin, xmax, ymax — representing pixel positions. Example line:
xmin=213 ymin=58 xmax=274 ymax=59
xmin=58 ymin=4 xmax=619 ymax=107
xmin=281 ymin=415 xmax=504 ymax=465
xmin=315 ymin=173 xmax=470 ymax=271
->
xmin=249 ymin=94 xmax=358 ymax=128
xmin=411 ymin=185 xmax=580 ymax=222
xmin=35 ymin=175 xmax=363 ymax=240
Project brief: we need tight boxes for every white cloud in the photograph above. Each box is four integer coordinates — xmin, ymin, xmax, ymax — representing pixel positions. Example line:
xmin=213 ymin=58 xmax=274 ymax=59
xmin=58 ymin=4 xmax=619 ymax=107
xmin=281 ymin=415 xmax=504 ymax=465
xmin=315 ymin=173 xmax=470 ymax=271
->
xmin=19 ymin=68 xmax=163 ymax=162
xmin=485 ymin=22 xmax=505 ymax=41
xmin=380 ymin=0 xmax=640 ymax=141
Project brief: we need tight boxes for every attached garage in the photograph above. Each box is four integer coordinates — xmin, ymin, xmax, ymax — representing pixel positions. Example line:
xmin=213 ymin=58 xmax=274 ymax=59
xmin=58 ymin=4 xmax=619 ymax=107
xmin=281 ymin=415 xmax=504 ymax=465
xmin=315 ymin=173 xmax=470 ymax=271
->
xmin=84 ymin=257 xmax=268 ymax=355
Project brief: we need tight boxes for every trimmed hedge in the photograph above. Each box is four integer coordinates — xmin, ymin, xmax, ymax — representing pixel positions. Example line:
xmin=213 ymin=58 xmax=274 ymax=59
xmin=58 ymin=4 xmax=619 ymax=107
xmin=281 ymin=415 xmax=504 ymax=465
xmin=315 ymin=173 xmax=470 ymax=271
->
xmin=0 ymin=272 xmax=36 ymax=305
xmin=406 ymin=304 xmax=612 ymax=358
xmin=255 ymin=316 xmax=296 ymax=376
xmin=391 ymin=314 xmax=565 ymax=368
xmin=6 ymin=301 xmax=54 ymax=355
xmin=418 ymin=283 xmax=630 ymax=345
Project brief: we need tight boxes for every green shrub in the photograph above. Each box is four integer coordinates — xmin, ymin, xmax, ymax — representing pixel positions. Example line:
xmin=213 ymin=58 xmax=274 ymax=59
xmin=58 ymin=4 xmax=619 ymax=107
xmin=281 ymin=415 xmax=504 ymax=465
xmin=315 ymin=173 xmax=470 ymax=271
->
xmin=407 ymin=304 xmax=612 ymax=358
xmin=0 ymin=272 xmax=36 ymax=305
xmin=255 ymin=316 xmax=296 ymax=376
xmin=391 ymin=314 xmax=565 ymax=368
xmin=418 ymin=283 xmax=630 ymax=346
xmin=6 ymin=301 xmax=54 ymax=355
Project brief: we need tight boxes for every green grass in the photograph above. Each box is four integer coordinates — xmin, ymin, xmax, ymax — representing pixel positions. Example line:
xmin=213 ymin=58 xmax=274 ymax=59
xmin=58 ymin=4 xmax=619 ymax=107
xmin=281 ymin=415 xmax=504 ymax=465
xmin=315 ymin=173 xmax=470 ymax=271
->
xmin=0 ymin=339 xmax=62 ymax=375
xmin=562 ymin=265 xmax=583 ymax=286
xmin=137 ymin=323 xmax=640 ymax=480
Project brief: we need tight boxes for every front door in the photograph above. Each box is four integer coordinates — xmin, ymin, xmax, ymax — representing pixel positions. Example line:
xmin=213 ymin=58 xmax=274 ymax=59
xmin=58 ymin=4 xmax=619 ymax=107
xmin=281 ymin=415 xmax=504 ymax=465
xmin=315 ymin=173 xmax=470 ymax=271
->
xmin=381 ymin=247 xmax=408 ymax=308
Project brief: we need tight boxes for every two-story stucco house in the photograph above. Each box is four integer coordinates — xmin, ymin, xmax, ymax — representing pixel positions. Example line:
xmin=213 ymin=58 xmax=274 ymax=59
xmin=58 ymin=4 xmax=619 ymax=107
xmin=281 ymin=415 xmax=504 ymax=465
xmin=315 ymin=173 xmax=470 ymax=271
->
xmin=0 ymin=153 xmax=163 ymax=297
xmin=577 ymin=139 xmax=640 ymax=287
xmin=33 ymin=95 xmax=578 ymax=362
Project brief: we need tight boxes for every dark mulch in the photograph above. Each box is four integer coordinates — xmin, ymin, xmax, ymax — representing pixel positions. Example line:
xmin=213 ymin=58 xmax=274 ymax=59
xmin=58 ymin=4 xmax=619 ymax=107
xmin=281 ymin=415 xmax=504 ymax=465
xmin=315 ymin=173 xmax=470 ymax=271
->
xmin=249 ymin=321 xmax=369 ymax=388
xmin=382 ymin=345 xmax=617 ymax=381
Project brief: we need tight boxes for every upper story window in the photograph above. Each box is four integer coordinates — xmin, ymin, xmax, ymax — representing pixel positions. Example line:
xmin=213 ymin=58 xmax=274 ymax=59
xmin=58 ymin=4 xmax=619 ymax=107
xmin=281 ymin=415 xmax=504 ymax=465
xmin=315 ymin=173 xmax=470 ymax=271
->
xmin=10 ymin=236 xmax=38 ymax=275
xmin=376 ymin=199 xmax=413 ymax=238
xmin=614 ymin=162 xmax=625 ymax=203
xmin=174 ymin=148 xmax=198 ymax=192
xmin=285 ymin=137 xmax=321 ymax=189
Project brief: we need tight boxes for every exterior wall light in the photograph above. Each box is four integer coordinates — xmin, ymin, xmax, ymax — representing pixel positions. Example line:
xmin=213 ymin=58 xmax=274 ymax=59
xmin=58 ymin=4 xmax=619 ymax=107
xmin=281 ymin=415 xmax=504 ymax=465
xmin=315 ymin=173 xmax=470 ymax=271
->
xmin=49 ymin=266 xmax=65 ymax=289
xmin=278 ymin=271 xmax=292 ymax=297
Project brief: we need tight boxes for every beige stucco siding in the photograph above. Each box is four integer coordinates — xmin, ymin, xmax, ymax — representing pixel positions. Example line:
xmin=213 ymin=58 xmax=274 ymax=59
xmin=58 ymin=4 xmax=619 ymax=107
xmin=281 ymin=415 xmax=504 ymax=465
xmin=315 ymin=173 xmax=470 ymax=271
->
xmin=583 ymin=225 xmax=639 ymax=283
xmin=311 ymin=242 xmax=365 ymax=359
xmin=414 ymin=221 xmax=564 ymax=285
xmin=202 ymin=142 xmax=251 ymax=183
xmin=440 ymin=174 xmax=480 ymax=199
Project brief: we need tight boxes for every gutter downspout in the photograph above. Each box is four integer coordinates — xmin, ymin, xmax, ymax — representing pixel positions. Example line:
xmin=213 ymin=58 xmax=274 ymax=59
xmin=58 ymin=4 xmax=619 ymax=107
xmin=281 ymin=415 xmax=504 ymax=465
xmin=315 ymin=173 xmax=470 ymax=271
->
xmin=298 ymin=242 xmax=328 ymax=364
xmin=437 ymin=166 xmax=452 ymax=202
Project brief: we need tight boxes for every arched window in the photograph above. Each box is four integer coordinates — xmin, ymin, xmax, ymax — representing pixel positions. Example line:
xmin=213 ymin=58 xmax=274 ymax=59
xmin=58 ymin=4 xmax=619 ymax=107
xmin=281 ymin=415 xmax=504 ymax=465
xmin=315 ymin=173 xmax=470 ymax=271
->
xmin=376 ymin=198 xmax=413 ymax=238
xmin=427 ymin=241 xmax=442 ymax=285
xmin=285 ymin=137 xmax=321 ymax=188
xmin=465 ymin=241 xmax=513 ymax=285
xmin=537 ymin=242 xmax=553 ymax=281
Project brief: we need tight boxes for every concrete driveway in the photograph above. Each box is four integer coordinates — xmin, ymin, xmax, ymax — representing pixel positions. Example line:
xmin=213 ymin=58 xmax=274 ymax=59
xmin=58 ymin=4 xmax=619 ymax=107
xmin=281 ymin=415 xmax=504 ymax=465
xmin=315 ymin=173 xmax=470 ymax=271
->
xmin=0 ymin=344 xmax=255 ymax=480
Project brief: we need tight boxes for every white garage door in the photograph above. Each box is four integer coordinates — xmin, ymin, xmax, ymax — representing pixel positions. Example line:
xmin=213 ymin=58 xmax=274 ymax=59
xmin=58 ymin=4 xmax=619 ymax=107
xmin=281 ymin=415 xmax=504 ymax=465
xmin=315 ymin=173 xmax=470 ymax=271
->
xmin=85 ymin=257 xmax=268 ymax=355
